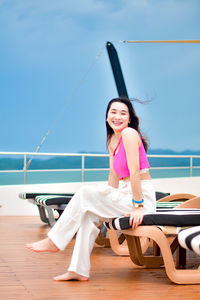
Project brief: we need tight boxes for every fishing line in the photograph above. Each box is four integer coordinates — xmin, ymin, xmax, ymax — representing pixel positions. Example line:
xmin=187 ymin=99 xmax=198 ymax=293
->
xmin=26 ymin=45 xmax=105 ymax=169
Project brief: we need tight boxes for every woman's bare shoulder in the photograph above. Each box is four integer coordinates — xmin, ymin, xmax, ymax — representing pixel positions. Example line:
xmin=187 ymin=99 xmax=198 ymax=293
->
xmin=122 ymin=127 xmax=139 ymax=140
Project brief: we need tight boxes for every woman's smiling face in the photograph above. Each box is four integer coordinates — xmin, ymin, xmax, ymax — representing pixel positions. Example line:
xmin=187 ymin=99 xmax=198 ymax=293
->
xmin=106 ymin=101 xmax=130 ymax=133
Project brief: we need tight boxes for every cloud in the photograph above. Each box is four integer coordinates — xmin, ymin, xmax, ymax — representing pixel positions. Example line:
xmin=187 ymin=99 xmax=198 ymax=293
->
xmin=0 ymin=0 xmax=106 ymax=43
xmin=0 ymin=0 xmax=105 ymax=16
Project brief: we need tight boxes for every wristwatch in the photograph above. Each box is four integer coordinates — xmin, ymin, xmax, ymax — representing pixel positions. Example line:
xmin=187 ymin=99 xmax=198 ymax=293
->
xmin=134 ymin=203 xmax=144 ymax=208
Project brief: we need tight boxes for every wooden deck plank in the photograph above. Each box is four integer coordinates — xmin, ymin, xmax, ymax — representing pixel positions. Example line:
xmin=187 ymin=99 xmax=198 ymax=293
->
xmin=0 ymin=216 xmax=200 ymax=300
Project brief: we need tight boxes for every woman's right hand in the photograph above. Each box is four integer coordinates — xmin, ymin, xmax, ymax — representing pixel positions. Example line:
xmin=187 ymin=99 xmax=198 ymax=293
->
xmin=124 ymin=208 xmax=144 ymax=229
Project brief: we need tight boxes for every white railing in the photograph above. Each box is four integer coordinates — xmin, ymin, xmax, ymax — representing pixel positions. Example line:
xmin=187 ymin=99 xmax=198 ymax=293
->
xmin=148 ymin=154 xmax=200 ymax=177
xmin=0 ymin=152 xmax=200 ymax=184
xmin=0 ymin=152 xmax=110 ymax=184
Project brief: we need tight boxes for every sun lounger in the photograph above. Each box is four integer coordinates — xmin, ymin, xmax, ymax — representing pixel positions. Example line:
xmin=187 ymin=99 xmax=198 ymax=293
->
xmin=157 ymin=193 xmax=195 ymax=202
xmin=19 ymin=193 xmax=73 ymax=226
xmin=108 ymin=193 xmax=196 ymax=256
xmin=104 ymin=197 xmax=200 ymax=284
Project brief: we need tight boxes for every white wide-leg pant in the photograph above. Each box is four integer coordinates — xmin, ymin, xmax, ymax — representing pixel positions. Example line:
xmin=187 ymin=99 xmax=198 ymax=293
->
xmin=48 ymin=180 xmax=156 ymax=277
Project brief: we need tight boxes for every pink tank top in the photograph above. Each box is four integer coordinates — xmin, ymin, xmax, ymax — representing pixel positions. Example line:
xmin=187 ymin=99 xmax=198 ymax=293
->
xmin=113 ymin=134 xmax=150 ymax=179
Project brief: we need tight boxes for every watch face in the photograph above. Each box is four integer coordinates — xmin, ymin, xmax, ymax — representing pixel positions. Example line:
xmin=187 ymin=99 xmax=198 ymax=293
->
xmin=134 ymin=203 xmax=143 ymax=208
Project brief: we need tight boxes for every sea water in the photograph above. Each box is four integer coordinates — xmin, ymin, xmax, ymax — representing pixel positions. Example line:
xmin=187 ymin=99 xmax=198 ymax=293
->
xmin=1 ymin=168 xmax=200 ymax=186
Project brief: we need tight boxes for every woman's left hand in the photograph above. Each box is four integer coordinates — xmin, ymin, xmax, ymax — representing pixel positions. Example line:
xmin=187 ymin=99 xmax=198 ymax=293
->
xmin=125 ymin=208 xmax=144 ymax=229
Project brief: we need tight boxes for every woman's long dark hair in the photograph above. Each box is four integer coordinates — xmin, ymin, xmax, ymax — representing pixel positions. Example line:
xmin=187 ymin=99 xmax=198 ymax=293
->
xmin=105 ymin=97 xmax=148 ymax=151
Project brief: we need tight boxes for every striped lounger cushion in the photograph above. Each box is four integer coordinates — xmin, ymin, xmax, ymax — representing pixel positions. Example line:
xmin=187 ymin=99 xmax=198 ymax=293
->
xmin=34 ymin=195 xmax=72 ymax=206
xmin=178 ymin=226 xmax=200 ymax=256
xmin=19 ymin=193 xmax=73 ymax=205
xmin=104 ymin=209 xmax=200 ymax=230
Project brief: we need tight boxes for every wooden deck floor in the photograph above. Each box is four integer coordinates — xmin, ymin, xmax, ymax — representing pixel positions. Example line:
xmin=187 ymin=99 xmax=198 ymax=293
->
xmin=0 ymin=216 xmax=200 ymax=300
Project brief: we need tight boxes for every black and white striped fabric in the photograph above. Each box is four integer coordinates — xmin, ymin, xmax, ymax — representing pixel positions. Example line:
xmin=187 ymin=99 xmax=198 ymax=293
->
xmin=104 ymin=209 xmax=200 ymax=231
xmin=178 ymin=226 xmax=200 ymax=256
xmin=35 ymin=195 xmax=72 ymax=206
xmin=19 ymin=193 xmax=73 ymax=205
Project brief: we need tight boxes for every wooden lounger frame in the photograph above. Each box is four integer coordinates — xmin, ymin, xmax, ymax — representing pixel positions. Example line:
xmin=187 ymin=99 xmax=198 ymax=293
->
xmin=107 ymin=195 xmax=200 ymax=284
xmin=121 ymin=225 xmax=200 ymax=284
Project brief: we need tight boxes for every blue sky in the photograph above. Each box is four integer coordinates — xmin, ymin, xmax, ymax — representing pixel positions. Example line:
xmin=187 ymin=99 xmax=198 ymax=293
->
xmin=0 ymin=0 xmax=200 ymax=154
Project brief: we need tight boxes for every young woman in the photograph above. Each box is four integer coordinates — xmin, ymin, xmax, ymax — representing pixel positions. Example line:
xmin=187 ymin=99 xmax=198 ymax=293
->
xmin=26 ymin=97 xmax=156 ymax=281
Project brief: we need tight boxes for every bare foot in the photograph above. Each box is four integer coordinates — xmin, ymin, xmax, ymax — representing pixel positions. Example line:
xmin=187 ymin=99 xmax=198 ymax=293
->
xmin=26 ymin=237 xmax=59 ymax=253
xmin=53 ymin=271 xmax=89 ymax=281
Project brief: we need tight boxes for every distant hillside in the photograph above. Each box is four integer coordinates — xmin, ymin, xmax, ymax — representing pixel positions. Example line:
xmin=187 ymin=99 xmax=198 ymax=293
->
xmin=148 ymin=149 xmax=200 ymax=167
xmin=0 ymin=155 xmax=109 ymax=170
xmin=147 ymin=149 xmax=200 ymax=167
xmin=0 ymin=149 xmax=199 ymax=170
xmin=148 ymin=148 xmax=200 ymax=155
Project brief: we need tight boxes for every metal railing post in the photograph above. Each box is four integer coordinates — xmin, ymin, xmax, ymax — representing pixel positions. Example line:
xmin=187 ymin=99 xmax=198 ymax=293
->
xmin=24 ymin=154 xmax=27 ymax=184
xmin=190 ymin=156 xmax=193 ymax=177
xmin=81 ymin=155 xmax=85 ymax=182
